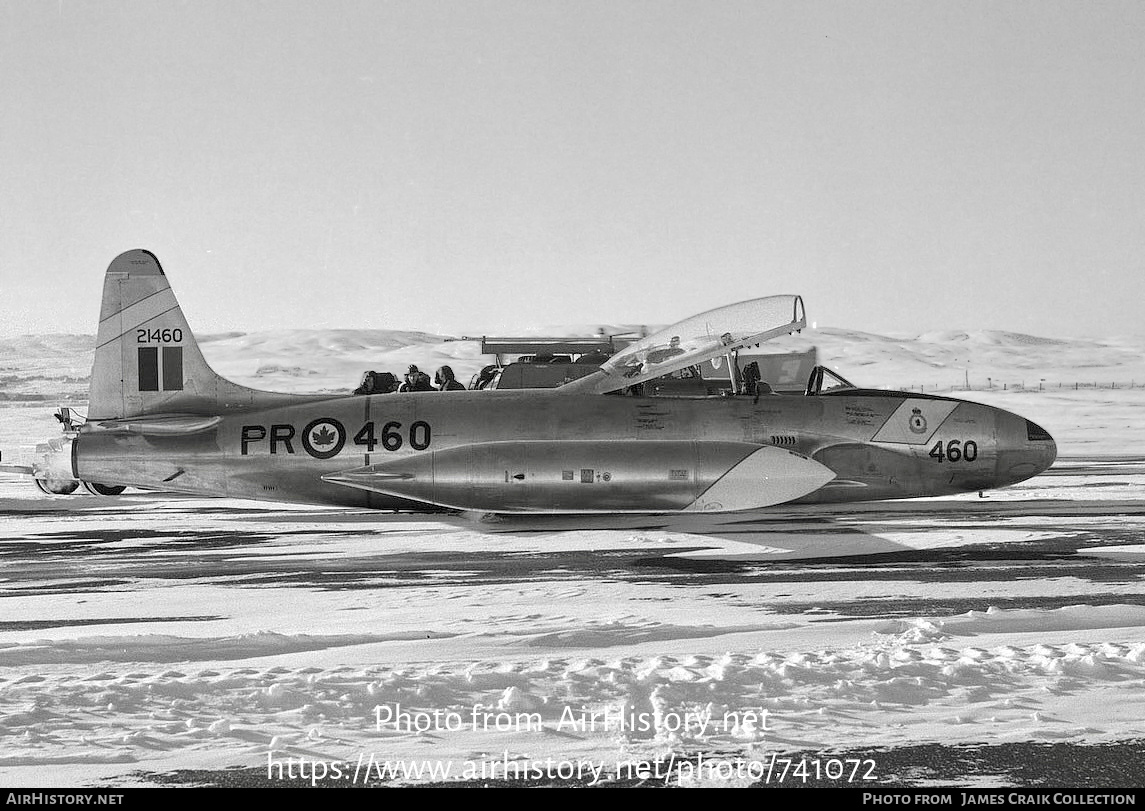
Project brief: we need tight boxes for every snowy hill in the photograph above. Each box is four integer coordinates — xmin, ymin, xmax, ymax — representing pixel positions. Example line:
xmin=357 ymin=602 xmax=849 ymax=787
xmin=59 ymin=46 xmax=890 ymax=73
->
xmin=1 ymin=327 xmax=1143 ymax=457
xmin=2 ymin=327 xmax=1143 ymax=398
xmin=766 ymin=328 xmax=1145 ymax=391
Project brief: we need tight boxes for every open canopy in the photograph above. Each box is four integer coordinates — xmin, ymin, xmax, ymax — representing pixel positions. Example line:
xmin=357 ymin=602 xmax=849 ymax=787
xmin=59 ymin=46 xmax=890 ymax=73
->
xmin=559 ymin=295 xmax=806 ymax=395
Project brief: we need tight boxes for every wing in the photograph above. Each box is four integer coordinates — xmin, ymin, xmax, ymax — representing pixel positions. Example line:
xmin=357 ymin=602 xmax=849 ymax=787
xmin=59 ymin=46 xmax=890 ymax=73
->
xmin=559 ymin=295 xmax=806 ymax=395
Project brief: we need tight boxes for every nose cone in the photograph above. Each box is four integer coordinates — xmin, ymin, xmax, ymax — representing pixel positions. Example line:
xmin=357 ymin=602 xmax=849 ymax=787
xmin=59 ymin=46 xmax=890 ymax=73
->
xmin=995 ymin=413 xmax=1057 ymax=486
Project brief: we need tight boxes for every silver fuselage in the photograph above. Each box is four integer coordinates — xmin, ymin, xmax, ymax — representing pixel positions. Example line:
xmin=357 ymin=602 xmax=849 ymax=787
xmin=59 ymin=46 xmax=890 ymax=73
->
xmin=74 ymin=388 xmax=1057 ymax=511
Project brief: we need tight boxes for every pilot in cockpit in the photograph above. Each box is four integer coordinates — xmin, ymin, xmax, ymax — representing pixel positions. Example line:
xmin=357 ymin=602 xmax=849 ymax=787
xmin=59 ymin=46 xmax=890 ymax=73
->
xmin=354 ymin=370 xmax=399 ymax=395
xmin=741 ymin=361 xmax=772 ymax=398
xmin=353 ymin=371 xmax=379 ymax=396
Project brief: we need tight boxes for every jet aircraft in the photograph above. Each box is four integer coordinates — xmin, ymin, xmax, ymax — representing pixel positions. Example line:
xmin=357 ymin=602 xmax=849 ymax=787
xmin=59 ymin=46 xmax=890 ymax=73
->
xmin=2 ymin=250 xmax=1057 ymax=513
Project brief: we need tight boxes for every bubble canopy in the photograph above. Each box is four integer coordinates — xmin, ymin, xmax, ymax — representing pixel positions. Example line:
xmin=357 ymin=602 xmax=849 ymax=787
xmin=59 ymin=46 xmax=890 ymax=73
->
xmin=560 ymin=295 xmax=806 ymax=395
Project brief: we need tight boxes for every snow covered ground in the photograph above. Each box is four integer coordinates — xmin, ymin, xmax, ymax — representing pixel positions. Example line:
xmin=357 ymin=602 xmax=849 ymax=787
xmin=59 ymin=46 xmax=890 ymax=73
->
xmin=1 ymin=328 xmax=1144 ymax=787
xmin=2 ymin=464 xmax=1144 ymax=788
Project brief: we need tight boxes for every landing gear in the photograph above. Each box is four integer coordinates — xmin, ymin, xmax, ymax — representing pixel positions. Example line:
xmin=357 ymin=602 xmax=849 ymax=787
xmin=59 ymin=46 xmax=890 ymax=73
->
xmin=25 ymin=411 xmax=126 ymax=497
xmin=33 ymin=478 xmax=126 ymax=496
xmin=34 ymin=477 xmax=79 ymax=495
xmin=81 ymin=482 xmax=127 ymax=496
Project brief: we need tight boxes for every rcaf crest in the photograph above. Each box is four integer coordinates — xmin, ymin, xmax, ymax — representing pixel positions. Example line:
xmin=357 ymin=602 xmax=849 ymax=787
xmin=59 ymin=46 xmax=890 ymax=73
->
xmin=908 ymin=408 xmax=928 ymax=434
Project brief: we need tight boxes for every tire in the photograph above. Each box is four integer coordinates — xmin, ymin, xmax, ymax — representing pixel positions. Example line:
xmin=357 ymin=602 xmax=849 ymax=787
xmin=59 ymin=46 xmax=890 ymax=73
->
xmin=35 ymin=477 xmax=79 ymax=495
xmin=81 ymin=481 xmax=127 ymax=496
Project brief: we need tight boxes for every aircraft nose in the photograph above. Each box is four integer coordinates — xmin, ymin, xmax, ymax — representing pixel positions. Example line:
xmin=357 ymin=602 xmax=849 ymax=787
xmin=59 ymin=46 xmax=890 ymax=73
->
xmin=995 ymin=413 xmax=1057 ymax=486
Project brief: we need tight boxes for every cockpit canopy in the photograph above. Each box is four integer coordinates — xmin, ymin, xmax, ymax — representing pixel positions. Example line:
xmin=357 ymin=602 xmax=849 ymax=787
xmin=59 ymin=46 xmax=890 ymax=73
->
xmin=560 ymin=295 xmax=806 ymax=395
xmin=805 ymin=366 xmax=857 ymax=396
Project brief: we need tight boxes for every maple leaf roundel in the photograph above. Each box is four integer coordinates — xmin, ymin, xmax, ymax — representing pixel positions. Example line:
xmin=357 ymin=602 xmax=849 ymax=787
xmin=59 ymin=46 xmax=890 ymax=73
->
xmin=300 ymin=417 xmax=346 ymax=459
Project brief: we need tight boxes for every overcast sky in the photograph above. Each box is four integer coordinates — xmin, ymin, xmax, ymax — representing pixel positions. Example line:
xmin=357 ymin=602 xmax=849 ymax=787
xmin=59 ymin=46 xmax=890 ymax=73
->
xmin=2 ymin=1 xmax=1142 ymax=339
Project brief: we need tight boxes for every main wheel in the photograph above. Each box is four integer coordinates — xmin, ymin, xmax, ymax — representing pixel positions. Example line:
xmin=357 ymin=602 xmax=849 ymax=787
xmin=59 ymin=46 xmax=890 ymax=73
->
xmin=35 ymin=477 xmax=79 ymax=495
xmin=81 ymin=482 xmax=127 ymax=496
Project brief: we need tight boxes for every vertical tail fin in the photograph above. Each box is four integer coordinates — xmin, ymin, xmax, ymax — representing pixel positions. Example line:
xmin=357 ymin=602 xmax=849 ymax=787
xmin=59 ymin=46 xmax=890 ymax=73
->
xmin=90 ymin=250 xmax=219 ymax=418
xmin=90 ymin=249 xmax=339 ymax=419
xmin=90 ymin=250 xmax=259 ymax=419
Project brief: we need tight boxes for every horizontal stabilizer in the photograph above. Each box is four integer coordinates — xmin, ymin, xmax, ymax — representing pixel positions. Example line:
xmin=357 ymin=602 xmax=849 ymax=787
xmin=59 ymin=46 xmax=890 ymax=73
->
xmin=324 ymin=440 xmax=834 ymax=514
xmin=0 ymin=450 xmax=34 ymax=475
xmin=93 ymin=414 xmax=224 ymax=436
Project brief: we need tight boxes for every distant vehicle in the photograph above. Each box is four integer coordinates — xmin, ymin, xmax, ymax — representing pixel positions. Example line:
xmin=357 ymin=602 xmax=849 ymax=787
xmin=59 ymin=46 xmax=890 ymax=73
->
xmin=469 ymin=337 xmax=817 ymax=396
xmin=1 ymin=250 xmax=1056 ymax=514
xmin=485 ymin=361 xmax=602 ymax=390
xmin=472 ymin=336 xmax=627 ymax=391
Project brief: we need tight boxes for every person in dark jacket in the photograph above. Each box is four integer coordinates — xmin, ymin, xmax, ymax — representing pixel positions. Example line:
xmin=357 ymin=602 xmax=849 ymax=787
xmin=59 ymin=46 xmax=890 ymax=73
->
xmin=353 ymin=371 xmax=379 ymax=395
xmin=401 ymin=365 xmax=434 ymax=392
xmin=471 ymin=365 xmax=498 ymax=390
xmin=435 ymin=365 xmax=465 ymax=391
xmin=354 ymin=370 xmax=399 ymax=395
xmin=374 ymin=372 xmax=399 ymax=393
